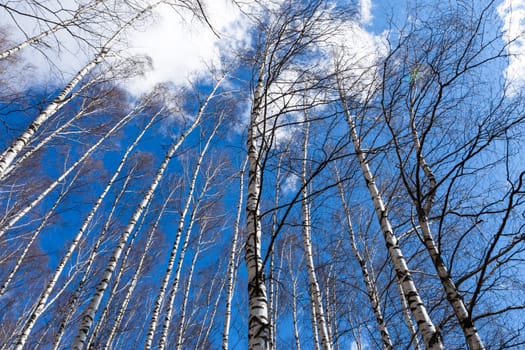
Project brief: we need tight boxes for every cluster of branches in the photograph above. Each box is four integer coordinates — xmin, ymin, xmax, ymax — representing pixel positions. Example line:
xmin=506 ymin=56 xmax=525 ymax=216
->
xmin=0 ymin=0 xmax=524 ymax=349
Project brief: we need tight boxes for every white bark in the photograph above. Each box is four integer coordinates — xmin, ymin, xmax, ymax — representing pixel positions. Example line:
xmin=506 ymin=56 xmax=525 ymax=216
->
xmin=246 ymin=54 xmax=271 ymax=350
xmin=222 ymin=158 xmax=247 ymax=350
xmin=0 ymin=0 xmax=161 ymax=179
xmin=0 ymin=99 xmax=138 ymax=239
xmin=337 ymin=80 xmax=444 ymax=350
xmin=336 ymin=175 xmax=393 ymax=350
xmin=396 ymin=277 xmax=422 ymax=350
xmin=102 ymin=189 xmax=173 ymax=350
xmin=269 ymin=156 xmax=282 ymax=350
xmin=50 ymin=114 xmax=156 ymax=350
xmin=88 ymin=197 xmax=152 ymax=350
xmin=0 ymin=175 xmax=73 ymax=296
xmin=301 ymin=118 xmax=332 ymax=350
xmin=157 ymin=121 xmax=220 ymax=350
xmin=291 ymin=267 xmax=301 ymax=350
xmin=1 ymin=100 xmax=110 ymax=180
xmin=175 ymin=222 xmax=205 ymax=349
xmin=407 ymin=103 xmax=485 ymax=350
xmin=12 ymin=113 xmax=134 ymax=350
xmin=70 ymin=76 xmax=224 ymax=350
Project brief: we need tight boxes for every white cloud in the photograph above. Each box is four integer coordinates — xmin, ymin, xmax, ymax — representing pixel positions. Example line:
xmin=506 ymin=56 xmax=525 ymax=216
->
xmin=1 ymin=0 xmax=384 ymax=102
xmin=0 ymin=0 xmax=252 ymax=93
xmin=320 ymin=19 xmax=387 ymax=100
xmin=125 ymin=0 xmax=252 ymax=95
xmin=498 ymin=0 xmax=525 ymax=96
xmin=281 ymin=173 xmax=299 ymax=194
xmin=360 ymin=0 xmax=373 ymax=24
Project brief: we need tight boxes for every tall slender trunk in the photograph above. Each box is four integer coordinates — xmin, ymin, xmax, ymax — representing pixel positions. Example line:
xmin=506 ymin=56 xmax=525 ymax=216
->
xmin=0 ymin=0 xmax=161 ymax=179
xmin=290 ymin=252 xmax=301 ymax=350
xmin=2 ymin=107 xmax=83 ymax=180
xmin=102 ymin=189 xmax=174 ymax=350
xmin=12 ymin=112 xmax=135 ymax=350
xmin=0 ymin=173 xmax=75 ymax=295
xmin=0 ymin=106 xmax=137 ymax=238
xmin=269 ymin=155 xmax=282 ymax=350
xmin=301 ymin=118 xmax=332 ymax=350
xmin=407 ymin=103 xmax=485 ymax=350
xmin=52 ymin=167 xmax=134 ymax=350
xmin=175 ymin=222 xmax=206 ymax=349
xmin=310 ymin=300 xmax=321 ymax=350
xmin=222 ymin=158 xmax=247 ymax=350
xmin=337 ymin=81 xmax=444 ymax=350
xmin=70 ymin=76 xmax=224 ymax=350
xmin=157 ymin=121 xmax=221 ymax=350
xmin=246 ymin=54 xmax=271 ymax=350
xmin=336 ymin=174 xmax=394 ymax=350
xmin=87 ymin=197 xmax=152 ymax=350
xmin=396 ymin=277 xmax=422 ymax=350
xmin=50 ymin=114 xmax=157 ymax=350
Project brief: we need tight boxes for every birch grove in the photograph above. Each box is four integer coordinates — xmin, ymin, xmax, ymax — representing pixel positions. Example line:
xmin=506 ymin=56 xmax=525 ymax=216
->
xmin=1 ymin=1 xmax=524 ymax=349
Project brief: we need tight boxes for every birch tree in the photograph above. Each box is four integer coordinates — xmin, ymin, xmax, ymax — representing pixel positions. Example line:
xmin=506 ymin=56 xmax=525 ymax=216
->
xmin=301 ymin=117 xmax=332 ymax=350
xmin=335 ymin=169 xmax=394 ymax=350
xmin=70 ymin=75 xmax=224 ymax=350
xmin=0 ymin=0 xmax=163 ymax=179
xmin=336 ymin=73 xmax=444 ymax=349
xmin=157 ymin=118 xmax=222 ymax=350
xmin=0 ymin=0 xmax=106 ymax=61
xmin=222 ymin=158 xmax=247 ymax=350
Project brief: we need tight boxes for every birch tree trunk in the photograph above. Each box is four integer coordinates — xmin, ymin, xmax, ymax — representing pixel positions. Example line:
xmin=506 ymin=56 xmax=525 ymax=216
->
xmin=0 ymin=173 xmax=75 ymax=295
xmin=1 ymin=94 xmax=135 ymax=180
xmin=175 ymin=221 xmax=206 ymax=349
xmin=337 ymin=79 xmax=444 ymax=350
xmin=406 ymin=100 xmax=485 ymax=350
xmin=310 ymin=300 xmax=321 ymax=350
xmin=396 ymin=277 xmax=422 ymax=350
xmin=157 ymin=120 xmax=221 ymax=350
xmin=70 ymin=76 xmax=224 ymax=350
xmin=246 ymin=52 xmax=271 ymax=350
xmin=290 ymin=254 xmax=302 ymax=350
xmin=222 ymin=158 xmax=247 ymax=350
xmin=11 ymin=112 xmax=135 ymax=350
xmin=336 ymin=173 xmax=394 ymax=350
xmin=301 ymin=118 xmax=332 ymax=350
xmin=102 ymin=188 xmax=173 ymax=350
xmin=87 ymin=197 xmax=152 ymax=350
xmin=0 ymin=95 xmax=139 ymax=239
xmin=269 ymin=155 xmax=282 ymax=350
xmin=51 ymin=163 xmax=137 ymax=350
xmin=50 ymin=114 xmax=157 ymax=350
xmin=0 ymin=0 xmax=161 ymax=179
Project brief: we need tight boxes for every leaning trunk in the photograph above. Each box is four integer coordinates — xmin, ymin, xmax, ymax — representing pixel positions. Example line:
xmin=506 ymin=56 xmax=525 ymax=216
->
xmin=70 ymin=76 xmax=223 ymax=350
xmin=337 ymin=81 xmax=444 ymax=350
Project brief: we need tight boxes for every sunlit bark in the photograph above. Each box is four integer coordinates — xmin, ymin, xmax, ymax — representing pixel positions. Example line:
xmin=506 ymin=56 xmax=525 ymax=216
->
xmin=71 ymin=76 xmax=224 ymax=350
xmin=0 ymin=0 xmax=162 ymax=179
xmin=301 ymin=117 xmax=332 ymax=350
xmin=337 ymin=77 xmax=444 ymax=350
xmin=222 ymin=158 xmax=247 ymax=350
xmin=157 ymin=120 xmax=221 ymax=350
xmin=12 ymin=112 xmax=135 ymax=350
xmin=335 ymin=172 xmax=393 ymax=350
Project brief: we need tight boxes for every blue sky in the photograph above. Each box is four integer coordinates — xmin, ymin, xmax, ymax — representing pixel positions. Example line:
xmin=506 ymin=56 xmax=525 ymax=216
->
xmin=1 ymin=1 xmax=524 ymax=349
